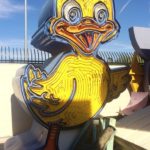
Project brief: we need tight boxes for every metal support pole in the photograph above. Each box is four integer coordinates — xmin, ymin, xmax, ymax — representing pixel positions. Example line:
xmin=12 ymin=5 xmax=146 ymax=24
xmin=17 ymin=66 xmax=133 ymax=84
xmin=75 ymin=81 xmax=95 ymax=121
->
xmin=25 ymin=0 xmax=28 ymax=61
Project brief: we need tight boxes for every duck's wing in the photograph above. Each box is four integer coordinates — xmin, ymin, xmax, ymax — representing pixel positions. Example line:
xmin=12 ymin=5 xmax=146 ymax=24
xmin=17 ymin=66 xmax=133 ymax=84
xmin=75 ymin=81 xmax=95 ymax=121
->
xmin=107 ymin=67 xmax=131 ymax=102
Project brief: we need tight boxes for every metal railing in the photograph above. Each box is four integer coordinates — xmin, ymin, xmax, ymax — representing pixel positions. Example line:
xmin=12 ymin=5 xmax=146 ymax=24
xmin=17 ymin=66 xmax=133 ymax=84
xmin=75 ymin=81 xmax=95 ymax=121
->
xmin=0 ymin=47 xmax=51 ymax=64
xmin=0 ymin=47 xmax=144 ymax=65
xmin=98 ymin=50 xmax=144 ymax=65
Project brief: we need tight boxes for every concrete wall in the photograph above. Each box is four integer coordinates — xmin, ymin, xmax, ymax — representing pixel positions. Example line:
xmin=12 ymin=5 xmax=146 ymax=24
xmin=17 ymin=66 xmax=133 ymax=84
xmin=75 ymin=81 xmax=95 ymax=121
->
xmin=0 ymin=64 xmax=33 ymax=138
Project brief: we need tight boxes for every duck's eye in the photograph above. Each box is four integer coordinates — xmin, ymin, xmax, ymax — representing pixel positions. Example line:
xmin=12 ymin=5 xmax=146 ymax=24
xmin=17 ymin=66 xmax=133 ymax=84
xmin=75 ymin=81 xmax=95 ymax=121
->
xmin=94 ymin=3 xmax=108 ymax=25
xmin=63 ymin=1 xmax=82 ymax=25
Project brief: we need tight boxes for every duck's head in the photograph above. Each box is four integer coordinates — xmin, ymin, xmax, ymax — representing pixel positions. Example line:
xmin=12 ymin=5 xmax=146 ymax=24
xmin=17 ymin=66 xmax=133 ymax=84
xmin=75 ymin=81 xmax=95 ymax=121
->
xmin=48 ymin=0 xmax=119 ymax=55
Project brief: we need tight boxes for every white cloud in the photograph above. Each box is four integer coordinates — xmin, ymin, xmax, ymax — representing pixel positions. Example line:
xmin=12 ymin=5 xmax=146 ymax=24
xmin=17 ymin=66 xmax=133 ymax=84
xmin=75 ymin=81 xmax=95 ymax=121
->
xmin=119 ymin=0 xmax=133 ymax=14
xmin=0 ymin=0 xmax=33 ymax=19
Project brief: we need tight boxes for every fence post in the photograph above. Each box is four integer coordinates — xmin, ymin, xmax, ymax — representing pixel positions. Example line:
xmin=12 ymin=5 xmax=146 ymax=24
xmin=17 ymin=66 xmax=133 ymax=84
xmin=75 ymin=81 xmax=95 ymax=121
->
xmin=26 ymin=48 xmax=29 ymax=63
xmin=36 ymin=50 xmax=40 ymax=63
xmin=40 ymin=50 xmax=43 ymax=63
xmin=33 ymin=48 xmax=36 ymax=63
xmin=0 ymin=47 xmax=2 ymax=62
xmin=5 ymin=47 xmax=7 ymax=62
xmin=114 ymin=52 xmax=119 ymax=63
xmin=44 ymin=51 xmax=47 ymax=61
xmin=31 ymin=48 xmax=33 ymax=63
xmin=8 ymin=47 xmax=11 ymax=62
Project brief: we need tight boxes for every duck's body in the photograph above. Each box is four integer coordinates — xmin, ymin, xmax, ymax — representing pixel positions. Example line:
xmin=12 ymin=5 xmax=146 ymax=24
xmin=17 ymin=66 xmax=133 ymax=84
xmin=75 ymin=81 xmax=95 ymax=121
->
xmin=22 ymin=53 xmax=109 ymax=127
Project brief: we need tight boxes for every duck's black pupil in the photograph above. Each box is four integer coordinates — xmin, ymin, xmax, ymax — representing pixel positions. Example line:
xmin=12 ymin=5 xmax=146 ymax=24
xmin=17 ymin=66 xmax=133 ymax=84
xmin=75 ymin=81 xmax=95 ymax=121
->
xmin=98 ymin=10 xmax=105 ymax=21
xmin=70 ymin=11 xmax=77 ymax=21
xmin=68 ymin=8 xmax=80 ymax=23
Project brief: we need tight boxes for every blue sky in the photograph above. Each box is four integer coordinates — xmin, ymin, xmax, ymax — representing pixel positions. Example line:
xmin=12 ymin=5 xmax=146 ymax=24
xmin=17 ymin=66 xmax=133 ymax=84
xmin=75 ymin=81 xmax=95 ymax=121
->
xmin=0 ymin=0 xmax=150 ymax=51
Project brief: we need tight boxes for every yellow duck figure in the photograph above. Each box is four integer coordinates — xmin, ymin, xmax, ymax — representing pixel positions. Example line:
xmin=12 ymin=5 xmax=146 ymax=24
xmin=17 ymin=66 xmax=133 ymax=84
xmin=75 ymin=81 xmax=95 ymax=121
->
xmin=21 ymin=0 xmax=130 ymax=129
